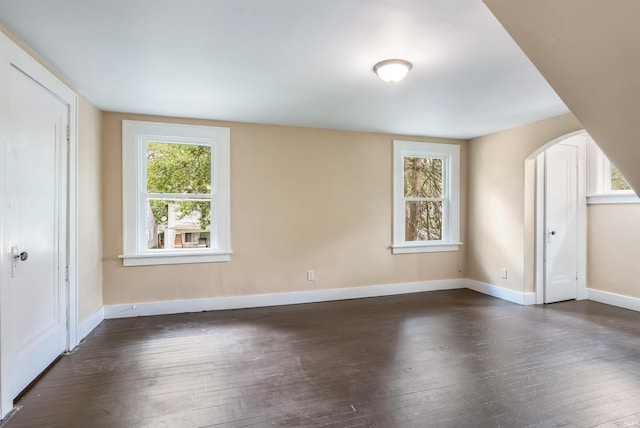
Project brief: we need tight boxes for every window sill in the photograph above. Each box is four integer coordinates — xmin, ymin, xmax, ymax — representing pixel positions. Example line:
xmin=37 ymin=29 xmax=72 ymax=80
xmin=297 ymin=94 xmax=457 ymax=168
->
xmin=587 ymin=194 xmax=639 ymax=204
xmin=119 ymin=250 xmax=232 ymax=266
xmin=391 ymin=242 xmax=462 ymax=254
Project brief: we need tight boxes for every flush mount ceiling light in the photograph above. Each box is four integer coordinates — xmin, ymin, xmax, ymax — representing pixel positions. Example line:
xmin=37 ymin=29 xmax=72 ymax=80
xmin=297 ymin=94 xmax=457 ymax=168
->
xmin=373 ymin=59 xmax=412 ymax=83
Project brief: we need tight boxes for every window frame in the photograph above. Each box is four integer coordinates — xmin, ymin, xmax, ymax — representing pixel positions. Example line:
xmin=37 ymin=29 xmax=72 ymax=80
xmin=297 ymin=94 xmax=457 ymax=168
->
xmin=121 ymin=120 xmax=231 ymax=266
xmin=392 ymin=140 xmax=461 ymax=254
xmin=586 ymin=137 xmax=638 ymax=204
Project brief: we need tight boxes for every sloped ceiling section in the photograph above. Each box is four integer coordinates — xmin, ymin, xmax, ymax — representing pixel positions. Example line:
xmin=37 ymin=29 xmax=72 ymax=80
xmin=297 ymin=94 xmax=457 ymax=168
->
xmin=484 ymin=0 xmax=640 ymax=193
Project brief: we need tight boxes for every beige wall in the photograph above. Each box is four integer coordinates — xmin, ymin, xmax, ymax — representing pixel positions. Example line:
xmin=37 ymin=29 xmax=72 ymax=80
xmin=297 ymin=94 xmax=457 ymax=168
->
xmin=77 ymin=96 xmax=104 ymax=320
xmin=102 ymin=112 xmax=467 ymax=305
xmin=484 ymin=0 xmax=640 ymax=194
xmin=467 ymin=113 xmax=582 ymax=292
xmin=588 ymin=204 xmax=640 ymax=299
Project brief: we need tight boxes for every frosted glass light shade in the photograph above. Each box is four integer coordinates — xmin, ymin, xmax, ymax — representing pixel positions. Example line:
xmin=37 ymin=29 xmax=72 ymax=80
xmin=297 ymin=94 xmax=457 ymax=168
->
xmin=373 ymin=59 xmax=412 ymax=83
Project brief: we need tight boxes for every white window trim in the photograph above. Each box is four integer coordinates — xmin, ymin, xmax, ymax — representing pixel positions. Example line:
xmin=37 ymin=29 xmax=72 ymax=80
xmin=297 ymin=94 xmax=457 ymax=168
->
xmin=586 ymin=137 xmax=639 ymax=204
xmin=392 ymin=140 xmax=461 ymax=254
xmin=120 ymin=120 xmax=231 ymax=266
xmin=587 ymin=194 xmax=640 ymax=204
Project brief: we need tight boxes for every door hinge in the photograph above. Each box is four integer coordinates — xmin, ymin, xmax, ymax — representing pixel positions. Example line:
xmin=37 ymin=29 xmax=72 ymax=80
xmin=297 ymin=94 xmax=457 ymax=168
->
xmin=66 ymin=125 xmax=71 ymax=142
xmin=65 ymin=266 xmax=70 ymax=281
xmin=576 ymin=271 xmax=579 ymax=280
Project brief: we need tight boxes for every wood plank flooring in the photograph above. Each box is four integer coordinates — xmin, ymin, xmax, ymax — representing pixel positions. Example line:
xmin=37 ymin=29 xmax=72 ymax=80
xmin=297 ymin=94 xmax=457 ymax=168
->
xmin=3 ymin=289 xmax=640 ymax=427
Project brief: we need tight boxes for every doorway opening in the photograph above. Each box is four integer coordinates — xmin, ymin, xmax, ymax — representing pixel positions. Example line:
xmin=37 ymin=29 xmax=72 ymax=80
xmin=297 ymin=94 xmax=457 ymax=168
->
xmin=529 ymin=131 xmax=587 ymax=304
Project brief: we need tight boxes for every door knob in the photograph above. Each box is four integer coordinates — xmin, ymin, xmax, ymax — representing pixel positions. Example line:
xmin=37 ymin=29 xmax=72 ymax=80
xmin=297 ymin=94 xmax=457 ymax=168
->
xmin=11 ymin=246 xmax=25 ymax=277
xmin=12 ymin=247 xmax=28 ymax=262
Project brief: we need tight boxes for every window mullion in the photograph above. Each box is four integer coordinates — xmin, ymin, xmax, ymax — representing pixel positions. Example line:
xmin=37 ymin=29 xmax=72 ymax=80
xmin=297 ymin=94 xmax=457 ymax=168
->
xmin=404 ymin=197 xmax=445 ymax=202
xmin=146 ymin=192 xmax=212 ymax=199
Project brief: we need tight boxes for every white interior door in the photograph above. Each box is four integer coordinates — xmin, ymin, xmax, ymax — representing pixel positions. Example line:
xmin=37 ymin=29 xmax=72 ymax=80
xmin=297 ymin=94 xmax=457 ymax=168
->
xmin=4 ymin=65 xmax=68 ymax=400
xmin=544 ymin=143 xmax=579 ymax=303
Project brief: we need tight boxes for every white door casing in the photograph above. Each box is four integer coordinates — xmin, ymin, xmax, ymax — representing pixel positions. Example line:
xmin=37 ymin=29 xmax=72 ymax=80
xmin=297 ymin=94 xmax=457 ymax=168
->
xmin=0 ymin=32 xmax=78 ymax=419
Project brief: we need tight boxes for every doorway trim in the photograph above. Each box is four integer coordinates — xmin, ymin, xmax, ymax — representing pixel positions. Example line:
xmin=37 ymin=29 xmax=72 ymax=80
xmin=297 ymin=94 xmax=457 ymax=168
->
xmin=0 ymin=31 xmax=78 ymax=419
xmin=534 ymin=131 xmax=587 ymax=304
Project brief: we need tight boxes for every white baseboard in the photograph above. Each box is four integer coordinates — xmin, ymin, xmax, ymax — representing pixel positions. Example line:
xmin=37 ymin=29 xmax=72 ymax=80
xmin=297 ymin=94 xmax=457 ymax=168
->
xmin=77 ymin=307 xmax=105 ymax=341
xmin=104 ymin=279 xmax=466 ymax=319
xmin=465 ymin=279 xmax=536 ymax=306
xmin=95 ymin=281 xmax=640 ymax=322
xmin=587 ymin=288 xmax=640 ymax=313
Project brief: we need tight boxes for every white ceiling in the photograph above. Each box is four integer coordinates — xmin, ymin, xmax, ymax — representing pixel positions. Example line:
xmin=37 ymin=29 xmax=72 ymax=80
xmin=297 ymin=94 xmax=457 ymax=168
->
xmin=0 ymin=0 xmax=569 ymax=139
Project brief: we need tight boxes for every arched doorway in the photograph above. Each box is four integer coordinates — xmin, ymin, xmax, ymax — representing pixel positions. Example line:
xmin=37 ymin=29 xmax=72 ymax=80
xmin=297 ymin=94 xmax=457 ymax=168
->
xmin=524 ymin=131 xmax=587 ymax=304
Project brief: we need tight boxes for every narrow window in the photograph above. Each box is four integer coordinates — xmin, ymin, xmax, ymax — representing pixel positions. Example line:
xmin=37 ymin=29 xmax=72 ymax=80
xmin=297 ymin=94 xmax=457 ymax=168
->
xmin=404 ymin=156 xmax=444 ymax=241
xmin=610 ymin=164 xmax=632 ymax=191
xmin=586 ymin=136 xmax=637 ymax=204
xmin=393 ymin=141 xmax=460 ymax=254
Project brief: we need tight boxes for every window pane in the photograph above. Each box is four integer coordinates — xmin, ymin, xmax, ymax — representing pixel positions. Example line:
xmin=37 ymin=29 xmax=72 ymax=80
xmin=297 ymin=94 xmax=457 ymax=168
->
xmin=611 ymin=165 xmax=631 ymax=191
xmin=146 ymin=198 xmax=211 ymax=250
xmin=404 ymin=157 xmax=442 ymax=198
xmin=405 ymin=201 xmax=443 ymax=241
xmin=147 ymin=142 xmax=211 ymax=194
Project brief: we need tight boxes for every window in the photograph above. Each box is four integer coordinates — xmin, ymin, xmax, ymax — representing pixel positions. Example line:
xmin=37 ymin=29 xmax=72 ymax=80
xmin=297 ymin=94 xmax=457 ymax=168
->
xmin=392 ymin=140 xmax=460 ymax=253
xmin=586 ymin=137 xmax=638 ymax=204
xmin=121 ymin=120 xmax=231 ymax=266
xmin=610 ymin=164 xmax=632 ymax=191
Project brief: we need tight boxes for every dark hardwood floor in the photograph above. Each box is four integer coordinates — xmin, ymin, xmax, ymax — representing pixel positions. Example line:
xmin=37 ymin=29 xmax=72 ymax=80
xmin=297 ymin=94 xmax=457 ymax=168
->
xmin=4 ymin=289 xmax=640 ymax=427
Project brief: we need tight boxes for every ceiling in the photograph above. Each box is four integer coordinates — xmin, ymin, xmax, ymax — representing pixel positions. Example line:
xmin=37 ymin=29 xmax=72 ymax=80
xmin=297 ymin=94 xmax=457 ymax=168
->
xmin=0 ymin=0 xmax=569 ymax=139
xmin=485 ymin=0 xmax=640 ymax=191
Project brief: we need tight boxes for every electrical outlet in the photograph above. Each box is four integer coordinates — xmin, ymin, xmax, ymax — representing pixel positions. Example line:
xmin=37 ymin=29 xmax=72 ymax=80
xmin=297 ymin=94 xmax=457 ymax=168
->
xmin=500 ymin=268 xmax=508 ymax=279
xmin=307 ymin=270 xmax=315 ymax=281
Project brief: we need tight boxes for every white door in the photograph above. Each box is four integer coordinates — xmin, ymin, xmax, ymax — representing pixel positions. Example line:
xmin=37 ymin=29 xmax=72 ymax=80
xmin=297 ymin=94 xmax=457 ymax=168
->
xmin=544 ymin=143 xmax=578 ymax=303
xmin=4 ymin=65 xmax=68 ymax=400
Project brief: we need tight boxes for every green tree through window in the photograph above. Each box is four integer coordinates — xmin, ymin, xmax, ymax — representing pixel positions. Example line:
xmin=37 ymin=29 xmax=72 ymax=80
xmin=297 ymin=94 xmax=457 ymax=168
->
xmin=611 ymin=165 xmax=631 ymax=191
xmin=404 ymin=157 xmax=443 ymax=241
xmin=147 ymin=142 xmax=212 ymax=230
